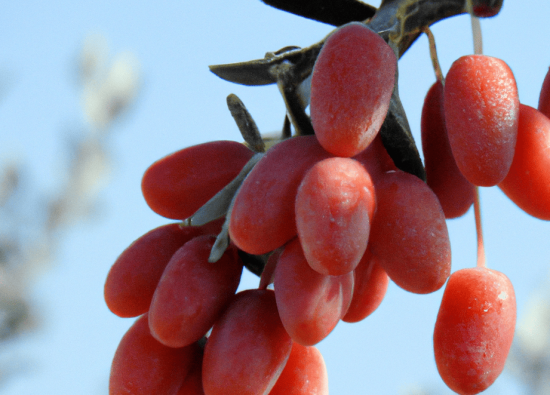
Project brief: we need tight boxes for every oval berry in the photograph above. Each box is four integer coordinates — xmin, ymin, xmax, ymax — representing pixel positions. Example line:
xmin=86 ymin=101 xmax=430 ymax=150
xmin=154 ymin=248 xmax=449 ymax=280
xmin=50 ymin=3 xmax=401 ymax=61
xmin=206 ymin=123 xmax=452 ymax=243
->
xmin=538 ymin=66 xmax=550 ymax=119
xmin=269 ymin=343 xmax=329 ymax=395
xmin=202 ymin=289 xmax=292 ymax=395
xmin=176 ymin=344 xmax=205 ymax=395
xmin=142 ymin=141 xmax=254 ymax=219
xmin=434 ymin=267 xmax=516 ymax=395
xmin=342 ymin=249 xmax=389 ymax=323
xmin=310 ymin=22 xmax=396 ymax=157
xmin=444 ymin=55 xmax=519 ymax=186
xmin=274 ymin=238 xmax=353 ymax=346
xmin=109 ymin=314 xmax=198 ymax=395
xmin=421 ymin=81 xmax=474 ymax=218
xmin=499 ymin=104 xmax=550 ymax=220
xmin=104 ymin=220 xmax=222 ymax=318
xmin=471 ymin=0 xmax=503 ymax=17
xmin=148 ymin=235 xmax=243 ymax=348
xmin=229 ymin=135 xmax=332 ymax=255
xmin=369 ymin=170 xmax=451 ymax=294
xmin=296 ymin=157 xmax=375 ymax=276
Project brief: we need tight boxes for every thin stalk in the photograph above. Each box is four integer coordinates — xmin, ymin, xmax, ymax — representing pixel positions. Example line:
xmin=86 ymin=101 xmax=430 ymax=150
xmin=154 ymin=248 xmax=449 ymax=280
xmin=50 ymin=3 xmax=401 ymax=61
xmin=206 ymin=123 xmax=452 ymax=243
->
xmin=422 ymin=26 xmax=445 ymax=85
xmin=466 ymin=0 xmax=483 ymax=55
xmin=474 ymin=187 xmax=486 ymax=268
xmin=471 ymin=16 xmax=483 ymax=55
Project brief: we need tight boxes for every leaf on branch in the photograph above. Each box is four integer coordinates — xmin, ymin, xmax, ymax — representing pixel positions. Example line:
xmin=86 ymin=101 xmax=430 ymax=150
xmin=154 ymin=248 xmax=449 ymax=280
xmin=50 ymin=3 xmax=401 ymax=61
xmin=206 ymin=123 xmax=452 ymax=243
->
xmin=226 ymin=94 xmax=266 ymax=152
xmin=260 ymin=0 xmax=377 ymax=26
xmin=209 ymin=43 xmax=321 ymax=86
xmin=379 ymin=71 xmax=426 ymax=181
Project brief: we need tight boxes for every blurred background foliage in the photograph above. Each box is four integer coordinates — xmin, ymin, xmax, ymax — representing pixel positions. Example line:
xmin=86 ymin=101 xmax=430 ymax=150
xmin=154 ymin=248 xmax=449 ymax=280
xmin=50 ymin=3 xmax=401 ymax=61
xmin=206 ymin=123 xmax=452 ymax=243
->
xmin=0 ymin=34 xmax=139 ymax=386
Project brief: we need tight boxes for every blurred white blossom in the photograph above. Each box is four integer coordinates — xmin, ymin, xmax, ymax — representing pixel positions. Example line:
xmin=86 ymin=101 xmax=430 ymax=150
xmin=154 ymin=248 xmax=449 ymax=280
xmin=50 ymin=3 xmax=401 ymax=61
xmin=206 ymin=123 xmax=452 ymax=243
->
xmin=0 ymin=33 xmax=140 ymax=385
xmin=80 ymin=35 xmax=140 ymax=131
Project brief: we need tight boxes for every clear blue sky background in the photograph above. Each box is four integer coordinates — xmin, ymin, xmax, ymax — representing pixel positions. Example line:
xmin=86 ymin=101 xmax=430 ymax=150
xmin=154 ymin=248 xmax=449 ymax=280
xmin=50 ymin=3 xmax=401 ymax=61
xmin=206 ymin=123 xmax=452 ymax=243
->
xmin=1 ymin=1 xmax=550 ymax=394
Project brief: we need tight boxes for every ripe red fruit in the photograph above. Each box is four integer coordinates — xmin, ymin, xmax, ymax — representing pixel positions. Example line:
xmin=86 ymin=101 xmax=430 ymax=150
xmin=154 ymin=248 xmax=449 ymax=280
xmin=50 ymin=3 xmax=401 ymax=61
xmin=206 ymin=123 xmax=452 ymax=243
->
xmin=538 ymin=67 xmax=550 ymax=119
xmin=274 ymin=238 xmax=353 ymax=346
xmin=368 ymin=170 xmax=451 ymax=294
xmin=176 ymin=344 xmax=205 ymax=395
xmin=421 ymin=81 xmax=474 ymax=218
xmin=104 ymin=220 xmax=222 ymax=318
xmin=202 ymin=289 xmax=292 ymax=395
xmin=434 ymin=267 xmax=516 ymax=395
xmin=444 ymin=55 xmax=519 ymax=186
xmin=141 ymin=141 xmax=254 ymax=220
xmin=229 ymin=135 xmax=332 ymax=255
xmin=310 ymin=22 xmax=396 ymax=157
xmin=342 ymin=249 xmax=389 ymax=323
xmin=353 ymin=134 xmax=396 ymax=180
xmin=499 ymin=104 xmax=550 ymax=220
xmin=148 ymin=235 xmax=243 ymax=348
xmin=109 ymin=314 xmax=198 ymax=395
xmin=269 ymin=343 xmax=329 ymax=395
xmin=295 ymin=157 xmax=375 ymax=276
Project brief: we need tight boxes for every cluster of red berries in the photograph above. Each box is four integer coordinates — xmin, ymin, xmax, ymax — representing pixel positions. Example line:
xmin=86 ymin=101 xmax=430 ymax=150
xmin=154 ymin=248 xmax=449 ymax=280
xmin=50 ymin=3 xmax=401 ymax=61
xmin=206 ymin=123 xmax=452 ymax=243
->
xmin=104 ymin=13 xmax=550 ymax=395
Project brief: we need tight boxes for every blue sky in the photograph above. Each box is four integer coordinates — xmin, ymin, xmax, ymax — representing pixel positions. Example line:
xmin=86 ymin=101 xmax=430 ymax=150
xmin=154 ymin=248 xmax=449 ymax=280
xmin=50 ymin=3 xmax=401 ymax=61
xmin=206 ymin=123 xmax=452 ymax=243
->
xmin=1 ymin=1 xmax=550 ymax=394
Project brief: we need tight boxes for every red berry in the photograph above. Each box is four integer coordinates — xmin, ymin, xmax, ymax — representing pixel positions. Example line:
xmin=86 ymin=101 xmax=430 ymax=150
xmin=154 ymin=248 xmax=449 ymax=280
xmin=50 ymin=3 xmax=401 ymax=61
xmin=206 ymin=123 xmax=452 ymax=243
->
xmin=444 ymin=55 xmax=519 ymax=186
xmin=269 ymin=343 xmax=329 ymax=395
xmin=498 ymin=104 xmax=550 ymax=220
xmin=142 ymin=141 xmax=254 ymax=220
xmin=229 ymin=135 xmax=331 ymax=255
xmin=421 ymin=81 xmax=474 ymax=218
xmin=342 ymin=249 xmax=389 ymax=323
xmin=538 ymin=66 xmax=550 ymax=119
xmin=434 ymin=267 xmax=516 ymax=395
xmin=148 ymin=235 xmax=243 ymax=348
xmin=369 ymin=170 xmax=451 ymax=294
xmin=104 ymin=220 xmax=222 ymax=318
xmin=202 ymin=289 xmax=292 ymax=395
xmin=471 ymin=0 xmax=503 ymax=17
xmin=310 ymin=22 xmax=396 ymax=157
xmin=176 ymin=345 xmax=205 ymax=395
xmin=353 ymin=134 xmax=396 ymax=180
xmin=274 ymin=238 xmax=353 ymax=346
xmin=295 ymin=157 xmax=375 ymax=276
xmin=109 ymin=314 xmax=198 ymax=395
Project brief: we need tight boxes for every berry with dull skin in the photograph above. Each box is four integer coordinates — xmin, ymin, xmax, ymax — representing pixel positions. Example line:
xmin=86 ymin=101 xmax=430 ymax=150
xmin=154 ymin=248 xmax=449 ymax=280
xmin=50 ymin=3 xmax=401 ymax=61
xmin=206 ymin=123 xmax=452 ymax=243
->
xmin=369 ymin=170 xmax=451 ymax=294
xmin=142 ymin=141 xmax=254 ymax=220
xmin=148 ymin=235 xmax=243 ymax=348
xmin=444 ymin=55 xmax=519 ymax=186
xmin=274 ymin=238 xmax=354 ymax=346
xmin=342 ymin=249 xmax=389 ymax=323
xmin=104 ymin=219 xmax=222 ymax=318
xmin=202 ymin=289 xmax=292 ymax=395
xmin=538 ymin=67 xmax=550 ymax=119
xmin=295 ymin=157 xmax=375 ymax=276
xmin=421 ymin=81 xmax=474 ymax=218
xmin=499 ymin=104 xmax=550 ymax=220
xmin=310 ymin=22 xmax=396 ymax=157
xmin=109 ymin=314 xmax=198 ymax=395
xmin=269 ymin=343 xmax=329 ymax=395
xmin=229 ymin=135 xmax=331 ymax=255
xmin=434 ymin=267 xmax=516 ymax=395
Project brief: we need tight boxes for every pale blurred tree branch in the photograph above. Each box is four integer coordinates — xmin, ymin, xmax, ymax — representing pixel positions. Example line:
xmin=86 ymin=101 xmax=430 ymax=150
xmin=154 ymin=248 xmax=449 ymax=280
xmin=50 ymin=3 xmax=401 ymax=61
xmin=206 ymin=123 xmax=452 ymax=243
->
xmin=506 ymin=271 xmax=550 ymax=395
xmin=0 ymin=34 xmax=140 ymax=385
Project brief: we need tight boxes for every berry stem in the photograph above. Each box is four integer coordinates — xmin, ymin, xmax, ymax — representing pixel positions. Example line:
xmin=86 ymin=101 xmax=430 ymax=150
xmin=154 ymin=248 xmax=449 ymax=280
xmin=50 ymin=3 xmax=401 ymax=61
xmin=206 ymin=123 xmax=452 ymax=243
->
xmin=471 ymin=16 xmax=483 ymax=55
xmin=466 ymin=0 xmax=483 ymax=55
xmin=422 ymin=27 xmax=444 ymax=85
xmin=474 ymin=187 xmax=486 ymax=268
